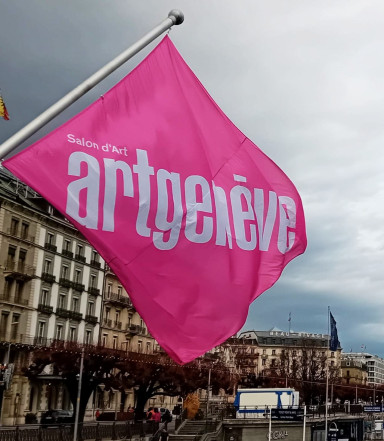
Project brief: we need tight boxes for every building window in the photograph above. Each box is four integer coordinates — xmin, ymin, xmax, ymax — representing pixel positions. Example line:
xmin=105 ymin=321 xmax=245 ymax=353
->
xmin=46 ymin=232 xmax=55 ymax=245
xmin=14 ymin=280 xmax=24 ymax=303
xmin=43 ymin=258 xmax=52 ymax=274
xmin=85 ymin=330 xmax=92 ymax=345
xmin=55 ymin=324 xmax=63 ymax=340
xmin=41 ymin=288 xmax=50 ymax=305
xmin=138 ymin=341 xmax=143 ymax=353
xmin=10 ymin=218 xmax=19 ymax=236
xmin=76 ymin=243 xmax=83 ymax=256
xmin=69 ymin=327 xmax=77 ymax=341
xmin=63 ymin=239 xmax=71 ymax=251
xmin=37 ymin=321 xmax=46 ymax=342
xmin=102 ymin=334 xmax=108 ymax=347
xmin=105 ymin=307 xmax=110 ymax=320
xmin=262 ymin=359 xmax=266 ymax=366
xmin=146 ymin=342 xmax=151 ymax=354
xmin=0 ymin=312 xmax=9 ymax=338
xmin=113 ymin=336 xmax=118 ymax=349
xmin=72 ymin=297 xmax=79 ymax=312
xmin=272 ymin=349 xmax=276 ymax=355
xmin=58 ymin=293 xmax=67 ymax=309
xmin=115 ymin=311 xmax=120 ymax=322
xmin=117 ymin=286 xmax=122 ymax=296
xmin=11 ymin=313 xmax=20 ymax=339
xmin=21 ymin=222 xmax=29 ymax=240
xmin=74 ymin=269 xmax=82 ymax=284
xmin=107 ymin=284 xmax=112 ymax=298
xmin=61 ymin=264 xmax=69 ymax=279
xmin=7 ymin=245 xmax=16 ymax=265
xmin=91 ymin=250 xmax=98 ymax=262
xmin=89 ymin=274 xmax=97 ymax=289
xmin=87 ymin=301 xmax=94 ymax=316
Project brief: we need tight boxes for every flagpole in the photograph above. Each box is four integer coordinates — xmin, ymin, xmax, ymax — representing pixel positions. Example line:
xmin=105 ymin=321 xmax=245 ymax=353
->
xmin=0 ymin=10 xmax=184 ymax=160
xmin=325 ymin=306 xmax=330 ymax=441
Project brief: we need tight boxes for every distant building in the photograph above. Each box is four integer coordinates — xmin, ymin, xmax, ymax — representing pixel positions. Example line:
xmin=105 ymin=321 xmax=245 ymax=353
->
xmin=340 ymin=355 xmax=367 ymax=386
xmin=342 ymin=352 xmax=384 ymax=386
xmin=238 ymin=327 xmax=341 ymax=377
xmin=0 ymin=167 xmax=104 ymax=424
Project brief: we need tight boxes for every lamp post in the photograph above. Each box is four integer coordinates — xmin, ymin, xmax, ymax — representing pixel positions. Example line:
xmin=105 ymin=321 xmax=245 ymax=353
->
xmin=73 ymin=347 xmax=85 ymax=441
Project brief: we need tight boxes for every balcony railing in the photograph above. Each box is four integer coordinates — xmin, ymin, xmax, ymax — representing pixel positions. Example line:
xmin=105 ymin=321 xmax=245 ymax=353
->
xmin=59 ymin=277 xmax=72 ymax=288
xmin=69 ymin=311 xmax=83 ymax=322
xmin=126 ymin=324 xmax=146 ymax=335
xmin=37 ymin=303 xmax=54 ymax=315
xmin=114 ymin=321 xmax=122 ymax=330
xmin=61 ymin=249 xmax=74 ymax=258
xmin=90 ymin=259 xmax=101 ymax=268
xmin=85 ymin=314 xmax=98 ymax=325
xmin=56 ymin=307 xmax=72 ymax=319
xmin=41 ymin=272 xmax=56 ymax=283
xmin=88 ymin=287 xmax=100 ymax=296
xmin=75 ymin=254 xmax=86 ymax=263
xmin=44 ymin=242 xmax=57 ymax=252
xmin=105 ymin=292 xmax=134 ymax=308
xmin=72 ymin=282 xmax=85 ymax=292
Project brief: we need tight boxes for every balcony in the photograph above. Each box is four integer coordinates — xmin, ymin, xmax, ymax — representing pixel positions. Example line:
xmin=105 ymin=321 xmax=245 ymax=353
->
xmin=61 ymin=249 xmax=73 ymax=258
xmin=37 ymin=303 xmax=54 ymax=315
xmin=90 ymin=259 xmax=101 ymax=268
xmin=3 ymin=261 xmax=36 ymax=281
xmin=69 ymin=311 xmax=83 ymax=322
xmin=105 ymin=292 xmax=135 ymax=309
xmin=88 ymin=287 xmax=100 ymax=296
xmin=56 ymin=307 xmax=72 ymax=319
xmin=41 ymin=272 xmax=56 ymax=283
xmin=74 ymin=254 xmax=86 ymax=263
xmin=59 ymin=277 xmax=72 ymax=288
xmin=85 ymin=314 xmax=98 ymax=325
xmin=126 ymin=324 xmax=146 ymax=336
xmin=44 ymin=242 xmax=57 ymax=253
xmin=72 ymin=282 xmax=85 ymax=292
xmin=114 ymin=321 xmax=122 ymax=330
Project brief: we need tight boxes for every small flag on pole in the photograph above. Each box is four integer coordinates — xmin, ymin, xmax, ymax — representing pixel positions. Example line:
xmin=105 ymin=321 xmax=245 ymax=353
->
xmin=0 ymin=94 xmax=10 ymax=120
xmin=329 ymin=311 xmax=340 ymax=351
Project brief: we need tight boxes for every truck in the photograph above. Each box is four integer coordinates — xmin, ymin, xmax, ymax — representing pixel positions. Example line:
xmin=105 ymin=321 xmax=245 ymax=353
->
xmin=233 ymin=388 xmax=300 ymax=418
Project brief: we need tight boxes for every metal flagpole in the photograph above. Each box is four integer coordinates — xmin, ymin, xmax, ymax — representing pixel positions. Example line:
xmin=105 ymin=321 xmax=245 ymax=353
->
xmin=302 ymin=405 xmax=306 ymax=441
xmin=325 ymin=306 xmax=330 ymax=441
xmin=0 ymin=10 xmax=184 ymax=160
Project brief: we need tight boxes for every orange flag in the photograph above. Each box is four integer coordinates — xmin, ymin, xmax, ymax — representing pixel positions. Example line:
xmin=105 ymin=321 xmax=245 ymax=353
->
xmin=0 ymin=95 xmax=10 ymax=120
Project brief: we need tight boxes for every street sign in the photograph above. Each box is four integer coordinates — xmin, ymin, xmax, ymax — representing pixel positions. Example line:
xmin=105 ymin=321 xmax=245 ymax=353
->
xmin=364 ymin=405 xmax=383 ymax=413
xmin=271 ymin=408 xmax=304 ymax=421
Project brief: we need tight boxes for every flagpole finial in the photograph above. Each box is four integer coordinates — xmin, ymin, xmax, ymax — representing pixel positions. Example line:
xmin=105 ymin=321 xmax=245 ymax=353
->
xmin=168 ymin=10 xmax=184 ymax=25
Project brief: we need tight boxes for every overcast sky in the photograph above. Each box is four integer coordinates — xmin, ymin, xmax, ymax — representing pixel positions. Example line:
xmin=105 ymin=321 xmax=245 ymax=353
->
xmin=1 ymin=1 xmax=384 ymax=357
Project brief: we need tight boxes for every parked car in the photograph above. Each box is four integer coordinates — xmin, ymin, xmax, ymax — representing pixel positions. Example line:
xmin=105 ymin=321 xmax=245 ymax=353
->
xmin=41 ymin=409 xmax=73 ymax=426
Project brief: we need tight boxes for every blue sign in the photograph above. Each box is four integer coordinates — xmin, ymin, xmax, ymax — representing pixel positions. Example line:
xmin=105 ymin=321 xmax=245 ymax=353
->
xmin=363 ymin=405 xmax=383 ymax=413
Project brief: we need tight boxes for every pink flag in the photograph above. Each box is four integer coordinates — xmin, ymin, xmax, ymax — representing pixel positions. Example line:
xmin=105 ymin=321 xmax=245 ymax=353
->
xmin=3 ymin=37 xmax=306 ymax=364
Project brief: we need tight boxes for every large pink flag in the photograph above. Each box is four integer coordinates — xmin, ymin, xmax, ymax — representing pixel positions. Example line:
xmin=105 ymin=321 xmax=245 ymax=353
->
xmin=3 ymin=37 xmax=306 ymax=364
